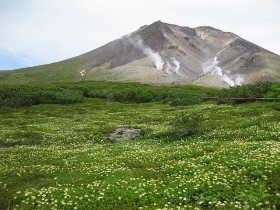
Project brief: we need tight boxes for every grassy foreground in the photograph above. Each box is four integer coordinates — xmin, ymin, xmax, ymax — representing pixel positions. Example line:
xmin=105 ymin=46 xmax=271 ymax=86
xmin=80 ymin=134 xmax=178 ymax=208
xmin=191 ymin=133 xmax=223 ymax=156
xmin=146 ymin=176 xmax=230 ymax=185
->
xmin=1 ymin=98 xmax=280 ymax=209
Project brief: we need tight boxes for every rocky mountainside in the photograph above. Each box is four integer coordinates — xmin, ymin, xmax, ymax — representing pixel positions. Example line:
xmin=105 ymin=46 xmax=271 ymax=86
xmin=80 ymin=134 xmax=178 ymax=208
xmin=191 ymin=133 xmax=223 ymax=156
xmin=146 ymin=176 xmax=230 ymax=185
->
xmin=1 ymin=21 xmax=279 ymax=87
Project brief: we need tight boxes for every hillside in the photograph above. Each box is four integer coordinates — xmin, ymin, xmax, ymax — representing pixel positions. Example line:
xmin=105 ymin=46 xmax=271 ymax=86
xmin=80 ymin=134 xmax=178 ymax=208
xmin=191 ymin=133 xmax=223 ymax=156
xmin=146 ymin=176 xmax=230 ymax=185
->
xmin=1 ymin=21 xmax=280 ymax=87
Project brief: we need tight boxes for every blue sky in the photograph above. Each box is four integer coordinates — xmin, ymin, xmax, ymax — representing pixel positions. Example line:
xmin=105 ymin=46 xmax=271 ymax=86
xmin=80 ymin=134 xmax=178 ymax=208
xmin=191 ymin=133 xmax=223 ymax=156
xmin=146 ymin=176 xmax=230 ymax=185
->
xmin=1 ymin=0 xmax=280 ymax=70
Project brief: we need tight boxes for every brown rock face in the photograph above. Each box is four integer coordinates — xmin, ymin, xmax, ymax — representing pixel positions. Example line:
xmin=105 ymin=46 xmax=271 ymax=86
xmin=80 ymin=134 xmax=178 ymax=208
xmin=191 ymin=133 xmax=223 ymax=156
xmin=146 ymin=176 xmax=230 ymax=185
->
xmin=77 ymin=21 xmax=280 ymax=87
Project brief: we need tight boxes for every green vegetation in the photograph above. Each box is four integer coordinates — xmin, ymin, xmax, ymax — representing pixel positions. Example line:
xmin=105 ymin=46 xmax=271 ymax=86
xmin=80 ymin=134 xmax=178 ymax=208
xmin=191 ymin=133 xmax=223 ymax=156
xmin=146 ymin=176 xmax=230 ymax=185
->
xmin=0 ymin=85 xmax=84 ymax=108
xmin=0 ymin=81 xmax=216 ymax=108
xmin=266 ymin=82 xmax=280 ymax=99
xmin=170 ymin=112 xmax=204 ymax=137
xmin=218 ymin=81 xmax=273 ymax=98
xmin=1 ymin=81 xmax=280 ymax=209
xmin=1 ymin=81 xmax=278 ymax=109
xmin=216 ymin=81 xmax=277 ymax=104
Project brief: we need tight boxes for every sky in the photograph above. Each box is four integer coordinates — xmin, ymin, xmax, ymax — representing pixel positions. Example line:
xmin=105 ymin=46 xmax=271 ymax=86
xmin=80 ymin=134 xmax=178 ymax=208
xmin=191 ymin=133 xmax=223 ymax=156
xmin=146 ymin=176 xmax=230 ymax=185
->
xmin=0 ymin=0 xmax=280 ymax=70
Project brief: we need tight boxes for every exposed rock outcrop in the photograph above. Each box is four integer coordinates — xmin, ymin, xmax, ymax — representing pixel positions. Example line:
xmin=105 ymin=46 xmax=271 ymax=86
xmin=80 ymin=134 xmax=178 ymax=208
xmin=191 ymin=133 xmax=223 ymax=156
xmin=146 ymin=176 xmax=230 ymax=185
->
xmin=108 ymin=128 xmax=142 ymax=142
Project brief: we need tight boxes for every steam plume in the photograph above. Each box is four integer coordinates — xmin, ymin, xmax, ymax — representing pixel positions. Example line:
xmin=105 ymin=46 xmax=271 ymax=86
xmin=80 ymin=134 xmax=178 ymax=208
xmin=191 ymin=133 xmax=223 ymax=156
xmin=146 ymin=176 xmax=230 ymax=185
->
xmin=170 ymin=57 xmax=180 ymax=74
xmin=128 ymin=35 xmax=182 ymax=76
xmin=203 ymin=56 xmax=244 ymax=86
xmin=235 ymin=74 xmax=244 ymax=86
xmin=129 ymin=35 xmax=164 ymax=71
xmin=221 ymin=75 xmax=235 ymax=86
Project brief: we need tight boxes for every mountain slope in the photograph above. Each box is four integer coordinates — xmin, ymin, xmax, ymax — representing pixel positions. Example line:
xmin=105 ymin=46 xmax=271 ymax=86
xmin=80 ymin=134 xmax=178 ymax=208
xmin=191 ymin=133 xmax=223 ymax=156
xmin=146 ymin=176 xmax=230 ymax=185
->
xmin=1 ymin=21 xmax=279 ymax=87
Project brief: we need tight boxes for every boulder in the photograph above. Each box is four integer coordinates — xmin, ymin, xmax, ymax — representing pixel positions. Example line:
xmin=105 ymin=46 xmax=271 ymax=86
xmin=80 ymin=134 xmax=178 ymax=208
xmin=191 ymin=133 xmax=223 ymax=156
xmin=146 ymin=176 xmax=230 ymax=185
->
xmin=108 ymin=128 xmax=142 ymax=142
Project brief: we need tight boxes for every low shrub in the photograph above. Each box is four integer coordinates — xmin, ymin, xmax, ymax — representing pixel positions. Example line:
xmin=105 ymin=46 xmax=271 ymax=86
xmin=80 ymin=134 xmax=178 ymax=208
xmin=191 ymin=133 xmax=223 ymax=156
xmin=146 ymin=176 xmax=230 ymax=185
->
xmin=0 ymin=85 xmax=84 ymax=108
xmin=170 ymin=112 xmax=204 ymax=137
xmin=265 ymin=82 xmax=280 ymax=99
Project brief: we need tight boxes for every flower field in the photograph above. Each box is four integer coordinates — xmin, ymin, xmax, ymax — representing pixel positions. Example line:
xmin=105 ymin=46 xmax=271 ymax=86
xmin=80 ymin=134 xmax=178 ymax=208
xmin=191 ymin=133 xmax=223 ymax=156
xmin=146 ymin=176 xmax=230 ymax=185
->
xmin=1 ymin=98 xmax=280 ymax=209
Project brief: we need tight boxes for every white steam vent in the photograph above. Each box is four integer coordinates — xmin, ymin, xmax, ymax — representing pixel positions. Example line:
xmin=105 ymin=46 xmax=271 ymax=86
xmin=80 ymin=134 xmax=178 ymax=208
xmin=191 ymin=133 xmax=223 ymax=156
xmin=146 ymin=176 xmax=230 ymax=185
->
xmin=129 ymin=35 xmax=164 ymax=71
xmin=170 ymin=57 xmax=180 ymax=74
xmin=165 ymin=57 xmax=181 ymax=75
xmin=128 ymin=35 xmax=181 ymax=75
xmin=203 ymin=56 xmax=244 ymax=86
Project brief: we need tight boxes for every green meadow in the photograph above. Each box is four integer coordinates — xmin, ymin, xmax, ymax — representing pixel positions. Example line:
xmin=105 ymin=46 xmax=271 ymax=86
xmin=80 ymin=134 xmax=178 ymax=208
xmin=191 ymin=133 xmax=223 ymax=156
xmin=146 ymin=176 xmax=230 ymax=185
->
xmin=1 ymin=82 xmax=280 ymax=209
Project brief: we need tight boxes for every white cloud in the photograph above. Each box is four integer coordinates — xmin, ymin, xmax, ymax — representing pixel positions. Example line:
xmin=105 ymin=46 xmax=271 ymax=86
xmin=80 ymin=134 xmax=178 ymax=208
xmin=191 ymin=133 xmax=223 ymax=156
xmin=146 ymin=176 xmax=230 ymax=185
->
xmin=0 ymin=0 xmax=279 ymax=70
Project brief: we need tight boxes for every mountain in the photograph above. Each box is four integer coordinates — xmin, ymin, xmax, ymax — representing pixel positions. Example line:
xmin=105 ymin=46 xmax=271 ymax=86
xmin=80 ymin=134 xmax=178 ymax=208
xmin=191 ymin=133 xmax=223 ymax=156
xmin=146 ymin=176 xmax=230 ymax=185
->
xmin=1 ymin=21 xmax=279 ymax=87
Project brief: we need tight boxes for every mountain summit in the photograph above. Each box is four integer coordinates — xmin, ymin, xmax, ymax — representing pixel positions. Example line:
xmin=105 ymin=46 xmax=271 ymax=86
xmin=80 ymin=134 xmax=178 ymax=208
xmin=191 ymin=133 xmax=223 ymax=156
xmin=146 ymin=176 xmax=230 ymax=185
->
xmin=1 ymin=21 xmax=280 ymax=87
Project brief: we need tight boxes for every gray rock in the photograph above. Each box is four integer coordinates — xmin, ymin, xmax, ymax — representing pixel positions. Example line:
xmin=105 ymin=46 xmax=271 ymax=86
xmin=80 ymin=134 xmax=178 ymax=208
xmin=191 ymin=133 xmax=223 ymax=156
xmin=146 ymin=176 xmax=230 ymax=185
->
xmin=108 ymin=128 xmax=142 ymax=142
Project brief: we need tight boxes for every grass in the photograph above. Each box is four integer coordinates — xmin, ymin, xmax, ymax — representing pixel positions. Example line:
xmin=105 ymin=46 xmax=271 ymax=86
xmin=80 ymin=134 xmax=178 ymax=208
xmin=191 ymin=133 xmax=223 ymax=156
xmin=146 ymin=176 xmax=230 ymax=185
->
xmin=0 ymin=57 xmax=85 ymax=85
xmin=1 ymin=98 xmax=280 ymax=209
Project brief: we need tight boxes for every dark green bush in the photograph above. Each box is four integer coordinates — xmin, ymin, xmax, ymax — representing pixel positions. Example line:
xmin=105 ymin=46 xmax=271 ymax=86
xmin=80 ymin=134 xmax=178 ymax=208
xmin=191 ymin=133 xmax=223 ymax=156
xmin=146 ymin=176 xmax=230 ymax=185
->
xmin=265 ymin=83 xmax=280 ymax=99
xmin=170 ymin=112 xmax=204 ymax=137
xmin=0 ymin=85 xmax=84 ymax=108
xmin=216 ymin=81 xmax=277 ymax=104
xmin=1 ymin=80 xmax=278 ymax=108
xmin=0 ymin=81 xmax=217 ymax=108
xmin=68 ymin=81 xmax=214 ymax=105
xmin=169 ymin=94 xmax=202 ymax=106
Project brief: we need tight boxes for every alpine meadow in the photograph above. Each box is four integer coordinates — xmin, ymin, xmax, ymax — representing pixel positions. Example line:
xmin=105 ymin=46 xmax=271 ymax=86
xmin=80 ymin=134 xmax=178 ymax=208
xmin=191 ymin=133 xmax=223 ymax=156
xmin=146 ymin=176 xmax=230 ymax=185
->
xmin=1 ymin=81 xmax=280 ymax=209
